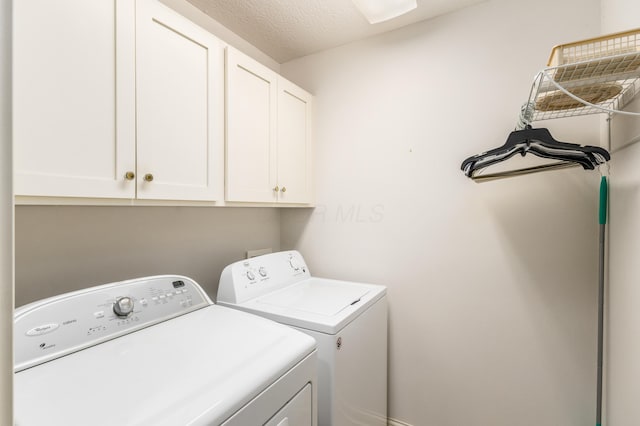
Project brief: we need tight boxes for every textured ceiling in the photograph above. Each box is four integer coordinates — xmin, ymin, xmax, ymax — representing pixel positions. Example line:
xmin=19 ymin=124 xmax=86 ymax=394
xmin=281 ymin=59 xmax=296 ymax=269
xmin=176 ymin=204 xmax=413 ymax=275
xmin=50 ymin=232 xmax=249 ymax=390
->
xmin=186 ymin=0 xmax=485 ymax=63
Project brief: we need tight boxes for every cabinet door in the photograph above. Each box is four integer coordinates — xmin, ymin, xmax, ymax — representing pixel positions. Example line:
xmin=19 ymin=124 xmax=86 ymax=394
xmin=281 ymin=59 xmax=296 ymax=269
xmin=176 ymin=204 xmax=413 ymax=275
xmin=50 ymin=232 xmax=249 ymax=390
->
xmin=226 ymin=48 xmax=278 ymax=203
xmin=136 ymin=0 xmax=224 ymax=201
xmin=277 ymin=79 xmax=313 ymax=204
xmin=13 ymin=0 xmax=136 ymax=198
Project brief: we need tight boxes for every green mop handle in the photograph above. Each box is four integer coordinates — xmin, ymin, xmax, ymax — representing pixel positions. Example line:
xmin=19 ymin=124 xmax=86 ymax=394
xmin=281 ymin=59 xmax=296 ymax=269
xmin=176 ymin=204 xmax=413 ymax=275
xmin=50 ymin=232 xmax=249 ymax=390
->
xmin=600 ymin=176 xmax=608 ymax=225
xmin=597 ymin=176 xmax=607 ymax=426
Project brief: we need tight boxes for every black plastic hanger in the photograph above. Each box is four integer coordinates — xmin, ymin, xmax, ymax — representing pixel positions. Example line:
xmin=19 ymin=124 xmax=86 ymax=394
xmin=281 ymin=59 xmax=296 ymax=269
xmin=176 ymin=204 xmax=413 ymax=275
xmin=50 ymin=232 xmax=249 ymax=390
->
xmin=461 ymin=126 xmax=610 ymax=178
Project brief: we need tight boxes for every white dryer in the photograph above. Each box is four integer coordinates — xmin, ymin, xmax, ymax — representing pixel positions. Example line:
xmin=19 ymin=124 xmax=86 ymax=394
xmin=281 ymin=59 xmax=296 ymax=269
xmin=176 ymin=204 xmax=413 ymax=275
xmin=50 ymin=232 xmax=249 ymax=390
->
xmin=14 ymin=275 xmax=317 ymax=426
xmin=218 ymin=251 xmax=387 ymax=426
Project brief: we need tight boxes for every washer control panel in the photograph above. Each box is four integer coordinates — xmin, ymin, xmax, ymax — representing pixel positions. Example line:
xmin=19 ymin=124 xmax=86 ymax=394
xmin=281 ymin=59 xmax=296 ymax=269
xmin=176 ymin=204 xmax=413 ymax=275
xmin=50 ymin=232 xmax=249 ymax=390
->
xmin=14 ymin=275 xmax=211 ymax=372
xmin=218 ymin=250 xmax=311 ymax=304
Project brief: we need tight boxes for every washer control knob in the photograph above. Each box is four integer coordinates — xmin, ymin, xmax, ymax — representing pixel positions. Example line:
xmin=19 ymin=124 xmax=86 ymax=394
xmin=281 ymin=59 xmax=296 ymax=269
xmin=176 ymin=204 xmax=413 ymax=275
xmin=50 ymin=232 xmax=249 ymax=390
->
xmin=289 ymin=259 xmax=301 ymax=271
xmin=258 ymin=267 xmax=267 ymax=277
xmin=113 ymin=296 xmax=134 ymax=317
xmin=246 ymin=271 xmax=256 ymax=281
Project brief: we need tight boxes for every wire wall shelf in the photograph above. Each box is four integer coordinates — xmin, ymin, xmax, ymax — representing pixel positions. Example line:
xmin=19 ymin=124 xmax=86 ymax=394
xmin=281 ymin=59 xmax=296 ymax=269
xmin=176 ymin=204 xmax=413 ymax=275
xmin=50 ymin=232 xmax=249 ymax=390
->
xmin=523 ymin=28 xmax=640 ymax=124
xmin=462 ymin=29 xmax=640 ymax=183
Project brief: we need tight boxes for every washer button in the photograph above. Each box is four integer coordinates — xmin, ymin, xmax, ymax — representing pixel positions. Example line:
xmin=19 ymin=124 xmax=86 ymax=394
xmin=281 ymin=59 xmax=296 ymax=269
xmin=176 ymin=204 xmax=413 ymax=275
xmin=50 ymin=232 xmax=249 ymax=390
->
xmin=246 ymin=271 xmax=256 ymax=281
xmin=259 ymin=267 xmax=267 ymax=277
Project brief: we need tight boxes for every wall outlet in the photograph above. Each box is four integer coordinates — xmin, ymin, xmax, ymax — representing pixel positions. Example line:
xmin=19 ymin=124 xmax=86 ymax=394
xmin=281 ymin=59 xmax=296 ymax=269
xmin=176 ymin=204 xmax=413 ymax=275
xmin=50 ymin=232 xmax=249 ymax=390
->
xmin=246 ymin=248 xmax=272 ymax=259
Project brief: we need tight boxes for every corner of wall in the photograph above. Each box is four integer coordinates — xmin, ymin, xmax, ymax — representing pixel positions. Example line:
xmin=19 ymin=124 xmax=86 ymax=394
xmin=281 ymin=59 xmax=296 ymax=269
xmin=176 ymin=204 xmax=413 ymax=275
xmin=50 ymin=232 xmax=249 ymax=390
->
xmin=0 ymin=0 xmax=14 ymax=422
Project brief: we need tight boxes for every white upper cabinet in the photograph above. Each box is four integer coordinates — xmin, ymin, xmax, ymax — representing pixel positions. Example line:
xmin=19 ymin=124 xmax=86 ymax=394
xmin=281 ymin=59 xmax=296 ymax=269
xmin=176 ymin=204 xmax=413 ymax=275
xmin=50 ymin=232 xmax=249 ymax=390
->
xmin=226 ymin=48 xmax=279 ymax=203
xmin=136 ymin=0 xmax=224 ymax=201
xmin=277 ymin=79 xmax=313 ymax=204
xmin=14 ymin=0 xmax=224 ymax=202
xmin=226 ymin=48 xmax=313 ymax=204
xmin=14 ymin=0 xmax=136 ymax=198
xmin=14 ymin=1 xmax=309 ymax=205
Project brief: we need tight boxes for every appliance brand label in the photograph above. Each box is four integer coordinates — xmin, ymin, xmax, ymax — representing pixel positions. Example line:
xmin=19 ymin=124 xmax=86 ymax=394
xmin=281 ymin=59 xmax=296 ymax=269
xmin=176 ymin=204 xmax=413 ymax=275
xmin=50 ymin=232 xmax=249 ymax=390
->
xmin=39 ymin=342 xmax=56 ymax=350
xmin=26 ymin=323 xmax=59 ymax=337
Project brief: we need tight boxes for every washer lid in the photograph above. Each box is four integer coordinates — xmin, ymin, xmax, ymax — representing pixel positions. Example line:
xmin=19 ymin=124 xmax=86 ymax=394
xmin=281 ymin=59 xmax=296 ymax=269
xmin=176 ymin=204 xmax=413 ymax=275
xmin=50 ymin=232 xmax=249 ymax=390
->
xmin=222 ymin=277 xmax=387 ymax=335
xmin=14 ymin=305 xmax=316 ymax=426
xmin=257 ymin=279 xmax=371 ymax=316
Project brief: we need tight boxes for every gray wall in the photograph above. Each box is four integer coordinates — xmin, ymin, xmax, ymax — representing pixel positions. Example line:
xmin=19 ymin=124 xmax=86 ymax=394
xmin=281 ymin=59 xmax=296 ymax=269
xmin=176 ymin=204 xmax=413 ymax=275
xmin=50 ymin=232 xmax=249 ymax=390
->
xmin=280 ymin=0 xmax=603 ymax=424
xmin=15 ymin=206 xmax=280 ymax=306
xmin=0 ymin=0 xmax=12 ymax=422
xmin=601 ymin=0 xmax=640 ymax=423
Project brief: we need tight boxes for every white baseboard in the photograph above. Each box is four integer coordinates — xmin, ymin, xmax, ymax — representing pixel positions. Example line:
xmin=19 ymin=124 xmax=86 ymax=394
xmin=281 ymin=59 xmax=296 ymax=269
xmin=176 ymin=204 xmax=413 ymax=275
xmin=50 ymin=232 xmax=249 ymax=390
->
xmin=388 ymin=418 xmax=414 ymax=426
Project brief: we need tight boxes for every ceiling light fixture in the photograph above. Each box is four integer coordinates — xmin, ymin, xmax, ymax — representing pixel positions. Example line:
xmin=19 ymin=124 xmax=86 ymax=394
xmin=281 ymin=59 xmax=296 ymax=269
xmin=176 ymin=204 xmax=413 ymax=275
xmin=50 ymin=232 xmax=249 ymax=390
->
xmin=351 ymin=0 xmax=417 ymax=24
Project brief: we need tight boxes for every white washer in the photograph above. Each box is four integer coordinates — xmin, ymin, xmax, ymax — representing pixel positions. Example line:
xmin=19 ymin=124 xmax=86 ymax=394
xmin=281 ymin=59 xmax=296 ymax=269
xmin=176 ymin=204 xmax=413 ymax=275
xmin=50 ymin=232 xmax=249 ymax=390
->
xmin=14 ymin=275 xmax=317 ymax=426
xmin=218 ymin=251 xmax=387 ymax=426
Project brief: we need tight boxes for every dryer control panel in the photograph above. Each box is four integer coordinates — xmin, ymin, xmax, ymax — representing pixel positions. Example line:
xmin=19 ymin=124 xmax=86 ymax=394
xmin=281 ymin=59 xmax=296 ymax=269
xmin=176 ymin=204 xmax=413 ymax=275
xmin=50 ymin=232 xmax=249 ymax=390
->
xmin=14 ymin=275 xmax=211 ymax=372
xmin=218 ymin=251 xmax=311 ymax=304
